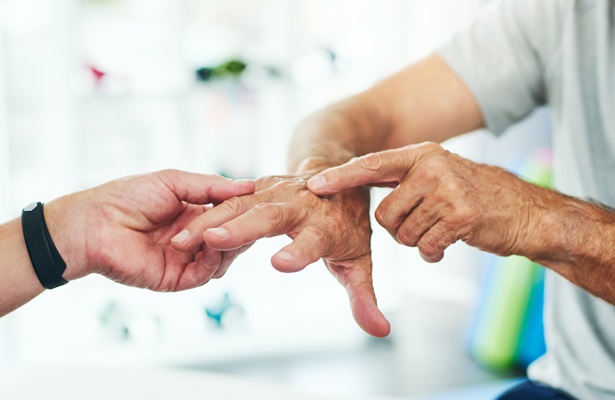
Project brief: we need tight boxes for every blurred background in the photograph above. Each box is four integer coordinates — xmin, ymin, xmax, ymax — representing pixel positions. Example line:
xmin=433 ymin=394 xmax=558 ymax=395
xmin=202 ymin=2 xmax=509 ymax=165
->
xmin=0 ymin=0 xmax=552 ymax=398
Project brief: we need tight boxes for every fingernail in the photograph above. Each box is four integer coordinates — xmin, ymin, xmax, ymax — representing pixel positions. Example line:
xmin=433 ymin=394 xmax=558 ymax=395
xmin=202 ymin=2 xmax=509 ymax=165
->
xmin=233 ymin=179 xmax=252 ymax=183
xmin=308 ymin=175 xmax=327 ymax=190
xmin=206 ymin=227 xmax=229 ymax=239
xmin=171 ymin=229 xmax=190 ymax=244
xmin=419 ymin=250 xmax=437 ymax=263
xmin=275 ymin=251 xmax=294 ymax=262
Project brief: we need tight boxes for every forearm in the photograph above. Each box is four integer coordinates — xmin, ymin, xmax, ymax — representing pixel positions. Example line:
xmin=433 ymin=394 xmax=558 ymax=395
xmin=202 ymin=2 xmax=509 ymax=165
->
xmin=289 ymin=54 xmax=484 ymax=174
xmin=0 ymin=197 xmax=87 ymax=317
xmin=0 ymin=218 xmax=44 ymax=316
xmin=288 ymin=94 xmax=388 ymax=174
xmin=526 ymin=190 xmax=615 ymax=303
xmin=305 ymin=141 xmax=615 ymax=304
xmin=452 ymin=166 xmax=615 ymax=303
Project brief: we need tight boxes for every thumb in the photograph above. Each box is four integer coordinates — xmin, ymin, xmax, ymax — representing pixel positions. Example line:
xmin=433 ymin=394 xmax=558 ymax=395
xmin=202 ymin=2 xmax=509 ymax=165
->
xmin=307 ymin=149 xmax=414 ymax=196
xmin=157 ymin=170 xmax=255 ymax=205
xmin=328 ymin=256 xmax=391 ymax=338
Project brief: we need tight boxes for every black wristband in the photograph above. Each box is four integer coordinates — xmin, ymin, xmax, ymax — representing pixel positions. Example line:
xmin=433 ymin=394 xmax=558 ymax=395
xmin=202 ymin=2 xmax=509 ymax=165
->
xmin=21 ymin=202 xmax=68 ymax=289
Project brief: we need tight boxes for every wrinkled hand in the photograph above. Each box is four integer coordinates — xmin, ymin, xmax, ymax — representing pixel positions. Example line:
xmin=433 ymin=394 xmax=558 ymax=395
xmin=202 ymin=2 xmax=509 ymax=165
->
xmin=308 ymin=142 xmax=542 ymax=262
xmin=171 ymin=175 xmax=391 ymax=337
xmin=55 ymin=170 xmax=255 ymax=291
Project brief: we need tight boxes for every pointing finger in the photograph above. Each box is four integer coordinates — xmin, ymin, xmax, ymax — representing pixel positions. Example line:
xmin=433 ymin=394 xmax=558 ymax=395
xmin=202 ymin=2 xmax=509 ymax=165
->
xmin=307 ymin=143 xmax=438 ymax=196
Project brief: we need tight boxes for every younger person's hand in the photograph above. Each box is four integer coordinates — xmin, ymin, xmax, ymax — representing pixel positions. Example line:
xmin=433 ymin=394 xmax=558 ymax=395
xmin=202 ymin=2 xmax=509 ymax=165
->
xmin=48 ymin=170 xmax=255 ymax=291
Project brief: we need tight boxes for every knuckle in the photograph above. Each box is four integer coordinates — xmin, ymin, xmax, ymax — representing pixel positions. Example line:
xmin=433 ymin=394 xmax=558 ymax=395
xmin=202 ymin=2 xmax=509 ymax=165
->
xmin=441 ymin=178 xmax=462 ymax=194
xmin=274 ymin=180 xmax=293 ymax=190
xmin=203 ymin=261 xmax=218 ymax=275
xmin=221 ymin=197 xmax=244 ymax=215
xmin=374 ymin=206 xmax=388 ymax=227
xmin=255 ymin=176 xmax=278 ymax=191
xmin=254 ymin=203 xmax=287 ymax=228
xmin=220 ymin=250 xmax=239 ymax=268
xmin=157 ymin=279 xmax=177 ymax=293
xmin=456 ymin=202 xmax=474 ymax=219
xmin=270 ymin=179 xmax=297 ymax=191
xmin=417 ymin=158 xmax=444 ymax=180
xmin=418 ymin=236 xmax=439 ymax=257
xmin=212 ymin=268 xmax=229 ymax=279
xmin=158 ymin=168 xmax=179 ymax=179
xmin=375 ymin=209 xmax=398 ymax=233
xmin=297 ymin=188 xmax=317 ymax=202
xmin=396 ymin=226 xmax=419 ymax=247
xmin=155 ymin=169 xmax=178 ymax=191
xmin=450 ymin=203 xmax=474 ymax=226
xmin=303 ymin=228 xmax=328 ymax=253
xmin=355 ymin=153 xmax=383 ymax=172
xmin=189 ymin=268 xmax=202 ymax=286
xmin=253 ymin=202 xmax=275 ymax=215
xmin=422 ymin=141 xmax=443 ymax=152
xmin=420 ymin=229 xmax=454 ymax=257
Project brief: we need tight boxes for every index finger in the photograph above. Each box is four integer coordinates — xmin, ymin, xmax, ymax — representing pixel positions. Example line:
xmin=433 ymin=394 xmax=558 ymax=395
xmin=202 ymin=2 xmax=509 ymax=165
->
xmin=170 ymin=194 xmax=261 ymax=251
xmin=203 ymin=202 xmax=299 ymax=251
xmin=306 ymin=143 xmax=437 ymax=196
xmin=157 ymin=170 xmax=255 ymax=205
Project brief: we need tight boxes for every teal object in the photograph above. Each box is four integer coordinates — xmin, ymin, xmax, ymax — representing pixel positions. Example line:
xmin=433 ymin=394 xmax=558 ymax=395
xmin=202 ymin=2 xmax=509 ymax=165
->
xmin=468 ymin=256 xmax=545 ymax=371
xmin=467 ymin=150 xmax=551 ymax=372
xmin=515 ymin=266 xmax=546 ymax=369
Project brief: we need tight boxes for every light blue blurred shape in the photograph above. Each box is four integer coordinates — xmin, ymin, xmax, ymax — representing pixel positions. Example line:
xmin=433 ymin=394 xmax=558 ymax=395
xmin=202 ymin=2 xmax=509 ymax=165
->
xmin=423 ymin=379 xmax=523 ymax=400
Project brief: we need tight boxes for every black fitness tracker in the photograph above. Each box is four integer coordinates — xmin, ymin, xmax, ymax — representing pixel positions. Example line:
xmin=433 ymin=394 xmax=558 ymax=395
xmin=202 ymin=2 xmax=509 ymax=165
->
xmin=21 ymin=202 xmax=68 ymax=289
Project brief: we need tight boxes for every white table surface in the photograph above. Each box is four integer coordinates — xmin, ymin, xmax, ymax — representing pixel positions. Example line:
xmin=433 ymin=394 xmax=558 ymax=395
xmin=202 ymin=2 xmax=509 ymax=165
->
xmin=0 ymin=366 xmax=408 ymax=400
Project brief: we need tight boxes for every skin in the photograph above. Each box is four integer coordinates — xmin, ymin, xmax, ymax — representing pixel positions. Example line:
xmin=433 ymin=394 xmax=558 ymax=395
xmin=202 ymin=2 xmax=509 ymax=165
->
xmin=174 ymin=54 xmax=479 ymax=337
xmin=182 ymin=51 xmax=615 ymax=337
xmin=0 ymin=170 xmax=255 ymax=317
xmin=307 ymin=143 xmax=615 ymax=304
xmin=171 ymin=175 xmax=391 ymax=338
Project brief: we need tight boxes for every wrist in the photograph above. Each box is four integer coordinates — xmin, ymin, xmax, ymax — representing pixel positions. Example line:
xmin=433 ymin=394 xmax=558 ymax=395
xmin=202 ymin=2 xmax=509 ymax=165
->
xmin=523 ymin=190 xmax=615 ymax=278
xmin=43 ymin=192 xmax=92 ymax=281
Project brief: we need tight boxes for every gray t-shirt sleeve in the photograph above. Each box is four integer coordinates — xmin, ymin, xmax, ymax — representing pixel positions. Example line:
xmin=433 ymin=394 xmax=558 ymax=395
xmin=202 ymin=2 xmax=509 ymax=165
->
xmin=437 ymin=0 xmax=548 ymax=135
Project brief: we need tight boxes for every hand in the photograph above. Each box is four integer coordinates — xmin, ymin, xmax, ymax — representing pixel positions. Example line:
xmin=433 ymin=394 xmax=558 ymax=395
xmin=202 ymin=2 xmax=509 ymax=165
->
xmin=46 ymin=170 xmax=255 ymax=291
xmin=171 ymin=175 xmax=391 ymax=338
xmin=307 ymin=142 xmax=545 ymax=262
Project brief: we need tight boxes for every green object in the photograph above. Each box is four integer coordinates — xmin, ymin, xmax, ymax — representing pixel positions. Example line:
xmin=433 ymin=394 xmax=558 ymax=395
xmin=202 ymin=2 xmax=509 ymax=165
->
xmin=211 ymin=59 xmax=248 ymax=79
xmin=471 ymin=255 xmax=541 ymax=370
xmin=467 ymin=150 xmax=552 ymax=372
xmin=196 ymin=59 xmax=249 ymax=83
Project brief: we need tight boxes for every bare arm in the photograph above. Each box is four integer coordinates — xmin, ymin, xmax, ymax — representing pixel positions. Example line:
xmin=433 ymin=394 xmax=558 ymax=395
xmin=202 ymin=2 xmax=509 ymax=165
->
xmin=289 ymin=54 xmax=484 ymax=175
xmin=308 ymin=144 xmax=615 ymax=305
xmin=292 ymin=54 xmax=615 ymax=305
xmin=0 ymin=219 xmax=45 ymax=316
xmin=171 ymin=55 xmax=486 ymax=337
xmin=0 ymin=171 xmax=254 ymax=317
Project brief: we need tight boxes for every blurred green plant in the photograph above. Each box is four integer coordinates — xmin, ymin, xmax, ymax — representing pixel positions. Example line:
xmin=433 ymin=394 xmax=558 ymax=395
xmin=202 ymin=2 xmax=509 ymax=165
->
xmin=196 ymin=59 xmax=248 ymax=82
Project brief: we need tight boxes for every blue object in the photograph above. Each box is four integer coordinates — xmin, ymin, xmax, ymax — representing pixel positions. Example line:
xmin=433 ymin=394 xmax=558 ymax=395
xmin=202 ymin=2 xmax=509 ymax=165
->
xmin=466 ymin=150 xmax=551 ymax=372
xmin=424 ymin=379 xmax=523 ymax=400
xmin=515 ymin=267 xmax=547 ymax=369
xmin=496 ymin=381 xmax=576 ymax=399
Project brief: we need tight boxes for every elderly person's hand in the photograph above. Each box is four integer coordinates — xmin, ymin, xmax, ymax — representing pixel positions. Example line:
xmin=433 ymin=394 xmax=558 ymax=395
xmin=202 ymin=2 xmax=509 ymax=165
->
xmin=307 ymin=142 xmax=550 ymax=263
xmin=171 ymin=175 xmax=391 ymax=338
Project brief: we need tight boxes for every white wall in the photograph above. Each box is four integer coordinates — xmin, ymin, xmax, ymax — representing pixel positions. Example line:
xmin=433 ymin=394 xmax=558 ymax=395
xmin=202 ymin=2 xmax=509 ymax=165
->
xmin=0 ymin=23 xmax=10 ymax=221
xmin=0 ymin=0 xmax=544 ymax=396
